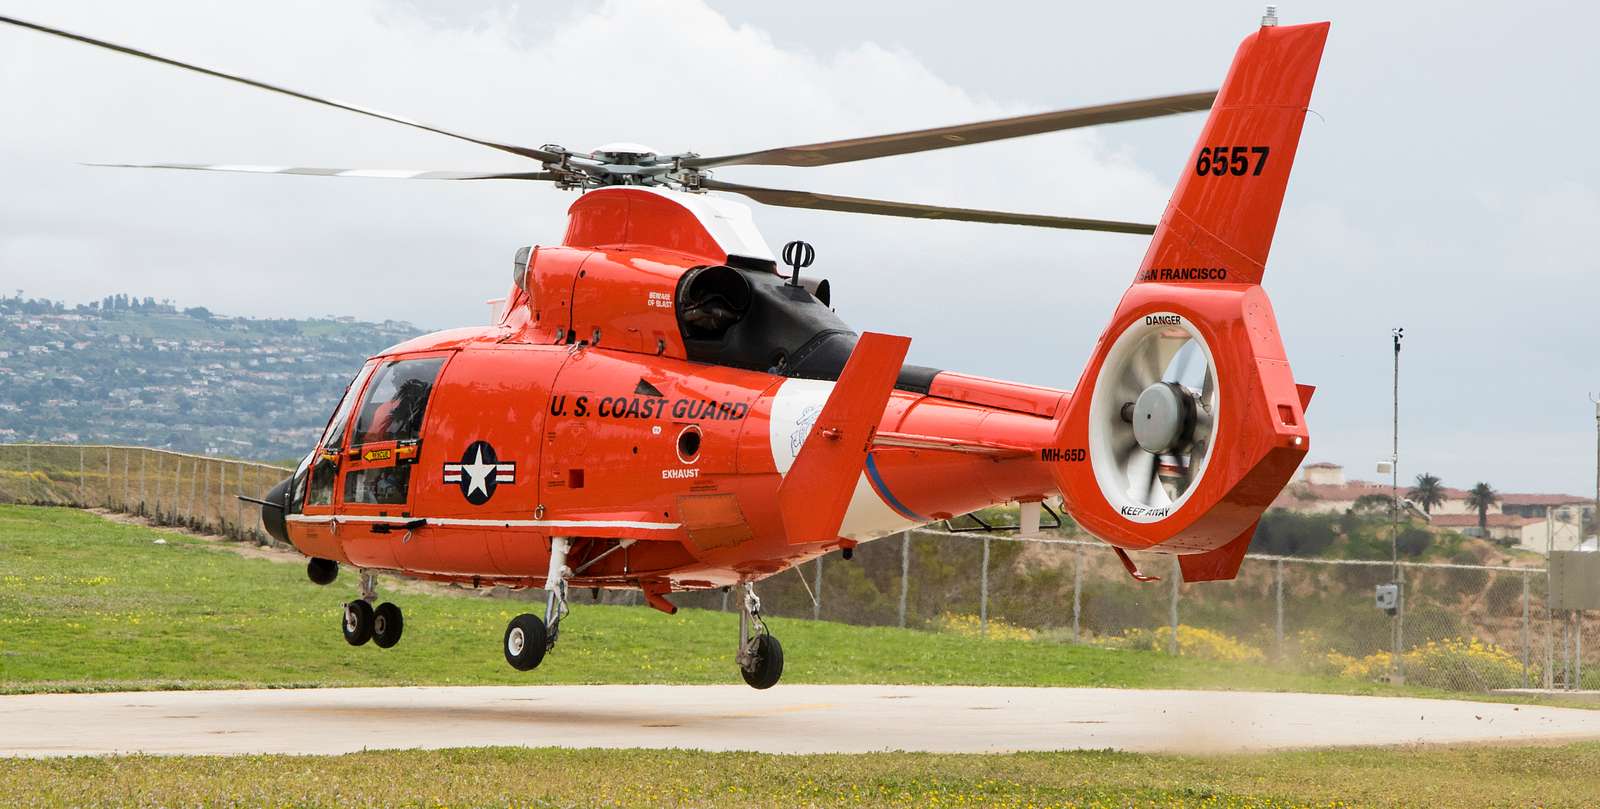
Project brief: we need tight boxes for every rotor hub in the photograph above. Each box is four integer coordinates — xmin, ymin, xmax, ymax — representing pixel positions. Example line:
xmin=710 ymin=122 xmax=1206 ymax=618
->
xmin=1130 ymin=382 xmax=1192 ymax=454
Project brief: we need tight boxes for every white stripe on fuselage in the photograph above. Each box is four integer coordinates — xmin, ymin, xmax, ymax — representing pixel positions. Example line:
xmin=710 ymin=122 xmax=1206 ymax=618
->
xmin=767 ymin=378 xmax=918 ymax=541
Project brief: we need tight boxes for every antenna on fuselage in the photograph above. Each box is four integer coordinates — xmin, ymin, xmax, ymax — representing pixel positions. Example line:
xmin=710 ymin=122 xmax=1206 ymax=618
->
xmin=781 ymin=240 xmax=815 ymax=289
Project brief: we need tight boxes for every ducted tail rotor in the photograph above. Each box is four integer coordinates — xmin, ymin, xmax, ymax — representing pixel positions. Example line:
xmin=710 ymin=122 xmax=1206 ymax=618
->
xmin=1098 ymin=319 xmax=1219 ymax=520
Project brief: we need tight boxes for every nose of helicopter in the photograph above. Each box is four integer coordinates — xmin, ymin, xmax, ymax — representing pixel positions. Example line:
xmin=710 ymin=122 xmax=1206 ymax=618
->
xmin=261 ymin=477 xmax=291 ymax=545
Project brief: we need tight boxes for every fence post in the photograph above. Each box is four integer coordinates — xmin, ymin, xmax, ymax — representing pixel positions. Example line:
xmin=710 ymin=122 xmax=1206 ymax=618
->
xmin=234 ymin=462 xmax=244 ymax=540
xmin=104 ymin=448 xmax=111 ymax=508
xmin=1168 ymin=556 xmax=1180 ymax=656
xmin=979 ymin=536 xmax=990 ymax=636
xmin=122 ymin=450 xmax=130 ymax=510
xmin=219 ymin=460 xmax=227 ymax=532
xmin=139 ymin=451 xmax=147 ymax=514
xmin=217 ymin=462 xmax=226 ymax=534
xmin=1546 ymin=571 xmax=1556 ymax=688
xmin=77 ymin=447 xmax=85 ymax=504
xmin=898 ymin=532 xmax=910 ymax=629
xmin=1521 ymin=571 xmax=1531 ymax=688
xmin=1072 ymin=545 xmax=1082 ymax=643
xmin=1275 ymin=559 xmax=1285 ymax=660
xmin=155 ymin=455 xmax=165 ymax=520
xmin=812 ymin=557 xmax=823 ymax=621
xmin=200 ymin=459 xmax=211 ymax=529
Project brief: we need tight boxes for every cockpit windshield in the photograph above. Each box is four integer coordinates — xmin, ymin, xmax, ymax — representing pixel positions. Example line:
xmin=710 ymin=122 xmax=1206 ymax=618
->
xmin=319 ymin=362 xmax=376 ymax=451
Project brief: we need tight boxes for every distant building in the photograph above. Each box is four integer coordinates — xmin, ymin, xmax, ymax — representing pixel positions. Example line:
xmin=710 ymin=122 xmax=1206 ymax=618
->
xmin=1273 ymin=462 xmax=1593 ymax=554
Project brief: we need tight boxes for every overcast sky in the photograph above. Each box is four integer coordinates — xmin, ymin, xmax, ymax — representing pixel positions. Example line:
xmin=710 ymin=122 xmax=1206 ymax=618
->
xmin=2 ymin=0 xmax=1597 ymax=495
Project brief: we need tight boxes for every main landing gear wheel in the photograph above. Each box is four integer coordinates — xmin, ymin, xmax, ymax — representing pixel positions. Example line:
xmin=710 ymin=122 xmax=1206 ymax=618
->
xmin=735 ymin=583 xmax=784 ymax=689
xmin=372 ymin=602 xmax=404 ymax=649
xmin=740 ymin=633 xmax=784 ymax=690
xmin=504 ymin=536 xmax=570 ymax=673
xmin=504 ymin=613 xmax=549 ymax=671
xmin=342 ymin=599 xmax=374 ymax=646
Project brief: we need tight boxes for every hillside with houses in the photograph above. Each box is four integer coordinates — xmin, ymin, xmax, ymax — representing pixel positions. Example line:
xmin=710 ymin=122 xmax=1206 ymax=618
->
xmin=1270 ymin=462 xmax=1594 ymax=556
xmin=0 ymin=294 xmax=420 ymax=460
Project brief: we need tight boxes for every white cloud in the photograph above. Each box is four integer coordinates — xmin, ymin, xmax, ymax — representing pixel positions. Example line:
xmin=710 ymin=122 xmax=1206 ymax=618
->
xmin=0 ymin=0 xmax=1166 ymax=347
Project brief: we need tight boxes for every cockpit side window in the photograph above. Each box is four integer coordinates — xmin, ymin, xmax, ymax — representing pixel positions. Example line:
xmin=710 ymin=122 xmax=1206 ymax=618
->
xmin=352 ymin=357 xmax=446 ymax=447
xmin=342 ymin=356 xmax=446 ymax=506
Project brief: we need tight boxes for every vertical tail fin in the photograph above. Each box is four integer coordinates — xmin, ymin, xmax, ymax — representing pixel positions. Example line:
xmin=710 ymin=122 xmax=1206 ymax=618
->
xmin=778 ymin=332 xmax=911 ymax=545
xmin=1137 ymin=21 xmax=1329 ymax=285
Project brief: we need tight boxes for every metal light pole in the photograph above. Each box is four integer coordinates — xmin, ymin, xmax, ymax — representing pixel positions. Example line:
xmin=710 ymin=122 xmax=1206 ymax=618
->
xmin=1391 ymin=327 xmax=1403 ymax=571
xmin=1391 ymin=327 xmax=1405 ymax=682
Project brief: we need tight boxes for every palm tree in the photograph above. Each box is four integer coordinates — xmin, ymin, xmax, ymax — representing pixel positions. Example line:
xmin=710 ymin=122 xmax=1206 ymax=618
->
xmin=1407 ymin=473 xmax=1446 ymax=514
xmin=1464 ymin=482 xmax=1499 ymax=534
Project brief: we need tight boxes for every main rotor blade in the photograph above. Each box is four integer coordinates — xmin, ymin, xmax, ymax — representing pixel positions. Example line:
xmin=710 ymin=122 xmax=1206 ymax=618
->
xmin=0 ymin=15 xmax=560 ymax=164
xmin=85 ymin=162 xmax=562 ymax=181
xmin=685 ymin=91 xmax=1215 ymax=170
xmin=702 ymin=179 xmax=1155 ymax=234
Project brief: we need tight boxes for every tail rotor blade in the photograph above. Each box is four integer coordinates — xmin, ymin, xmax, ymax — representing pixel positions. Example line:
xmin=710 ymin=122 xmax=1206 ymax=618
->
xmin=1124 ymin=449 xmax=1155 ymax=501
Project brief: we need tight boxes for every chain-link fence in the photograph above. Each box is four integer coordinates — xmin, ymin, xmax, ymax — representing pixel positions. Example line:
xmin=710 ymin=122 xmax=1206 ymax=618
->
xmin=674 ymin=529 xmax=1594 ymax=695
xmin=2 ymin=442 xmax=1592 ymax=694
xmin=0 ymin=443 xmax=291 ymax=545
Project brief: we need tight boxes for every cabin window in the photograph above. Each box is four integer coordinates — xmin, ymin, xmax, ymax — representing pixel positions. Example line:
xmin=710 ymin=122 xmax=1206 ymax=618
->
xmin=344 ymin=464 xmax=411 ymax=505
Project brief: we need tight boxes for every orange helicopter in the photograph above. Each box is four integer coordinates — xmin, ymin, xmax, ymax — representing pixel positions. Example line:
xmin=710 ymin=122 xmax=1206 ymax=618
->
xmin=3 ymin=12 xmax=1325 ymax=689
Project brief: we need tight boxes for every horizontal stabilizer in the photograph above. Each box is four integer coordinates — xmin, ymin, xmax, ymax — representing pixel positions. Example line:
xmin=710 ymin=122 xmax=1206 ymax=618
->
xmin=1296 ymin=383 xmax=1316 ymax=412
xmin=778 ymin=332 xmax=911 ymax=544
xmin=1177 ymin=521 xmax=1256 ymax=582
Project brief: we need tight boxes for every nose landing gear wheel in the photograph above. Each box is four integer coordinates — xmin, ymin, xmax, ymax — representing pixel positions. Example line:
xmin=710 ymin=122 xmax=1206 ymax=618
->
xmin=372 ymin=602 xmax=404 ymax=649
xmin=504 ymin=613 xmax=549 ymax=671
xmin=740 ymin=633 xmax=784 ymax=690
xmin=342 ymin=599 xmax=374 ymax=646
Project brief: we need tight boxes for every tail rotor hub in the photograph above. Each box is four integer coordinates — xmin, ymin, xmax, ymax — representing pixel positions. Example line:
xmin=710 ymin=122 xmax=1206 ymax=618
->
xmin=1129 ymin=381 xmax=1195 ymax=454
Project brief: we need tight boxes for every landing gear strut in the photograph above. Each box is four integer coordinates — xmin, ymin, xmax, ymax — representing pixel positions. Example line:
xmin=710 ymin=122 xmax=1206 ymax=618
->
xmin=342 ymin=570 xmax=403 ymax=649
xmin=504 ymin=536 xmax=570 ymax=672
xmin=736 ymin=583 xmax=784 ymax=689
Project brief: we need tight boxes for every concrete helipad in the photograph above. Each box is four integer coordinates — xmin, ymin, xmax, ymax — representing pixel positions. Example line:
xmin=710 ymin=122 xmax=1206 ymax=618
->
xmin=3 ymin=685 xmax=1597 ymax=757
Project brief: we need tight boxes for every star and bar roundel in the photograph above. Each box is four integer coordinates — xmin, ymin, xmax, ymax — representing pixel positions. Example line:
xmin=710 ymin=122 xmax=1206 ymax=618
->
xmin=442 ymin=440 xmax=516 ymax=506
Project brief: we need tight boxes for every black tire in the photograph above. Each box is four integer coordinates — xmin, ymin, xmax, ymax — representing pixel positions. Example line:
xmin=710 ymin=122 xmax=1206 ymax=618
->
xmin=740 ymin=633 xmax=784 ymax=690
xmin=343 ymin=599 xmax=375 ymax=646
xmin=372 ymin=602 xmax=404 ymax=649
xmin=307 ymin=558 xmax=338 ymax=586
xmin=503 ymin=613 xmax=548 ymax=671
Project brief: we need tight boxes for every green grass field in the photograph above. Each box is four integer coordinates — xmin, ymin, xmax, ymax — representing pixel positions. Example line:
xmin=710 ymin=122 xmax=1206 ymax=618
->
xmin=5 ymin=743 xmax=1600 ymax=808
xmin=3 ymin=505 xmax=1594 ymax=808
xmin=1 ymin=504 xmax=1409 ymax=695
